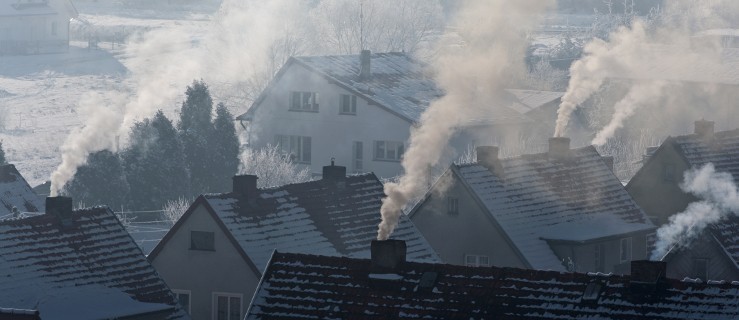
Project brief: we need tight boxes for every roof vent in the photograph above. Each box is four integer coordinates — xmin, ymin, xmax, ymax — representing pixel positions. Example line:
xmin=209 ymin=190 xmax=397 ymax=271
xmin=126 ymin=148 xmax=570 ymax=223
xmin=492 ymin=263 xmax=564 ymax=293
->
xmin=548 ymin=137 xmax=571 ymax=160
xmin=46 ymin=196 xmax=73 ymax=228
xmin=233 ymin=175 xmax=258 ymax=204
xmin=582 ymin=281 xmax=602 ymax=301
xmin=694 ymin=119 xmax=714 ymax=139
xmin=476 ymin=146 xmax=504 ymax=177
xmin=359 ymin=49 xmax=371 ymax=80
xmin=322 ymin=159 xmax=347 ymax=181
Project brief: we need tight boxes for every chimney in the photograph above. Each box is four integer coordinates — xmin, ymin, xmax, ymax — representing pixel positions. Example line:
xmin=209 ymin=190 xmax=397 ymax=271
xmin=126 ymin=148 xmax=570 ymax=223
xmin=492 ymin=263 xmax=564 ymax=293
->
xmin=694 ymin=119 xmax=714 ymax=139
xmin=370 ymin=239 xmax=407 ymax=274
xmin=548 ymin=137 xmax=571 ymax=160
xmin=602 ymin=156 xmax=614 ymax=172
xmin=233 ymin=175 xmax=258 ymax=201
xmin=46 ymin=196 xmax=73 ymax=227
xmin=322 ymin=159 xmax=347 ymax=181
xmin=476 ymin=146 xmax=504 ymax=177
xmin=359 ymin=49 xmax=371 ymax=80
xmin=629 ymin=260 xmax=667 ymax=295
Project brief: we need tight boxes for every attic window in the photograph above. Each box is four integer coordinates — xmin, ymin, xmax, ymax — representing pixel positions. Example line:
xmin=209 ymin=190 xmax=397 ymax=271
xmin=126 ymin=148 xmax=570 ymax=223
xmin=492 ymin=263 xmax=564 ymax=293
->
xmin=290 ymin=91 xmax=319 ymax=112
xmin=465 ymin=254 xmax=489 ymax=267
xmin=191 ymin=231 xmax=215 ymax=251
xmin=582 ymin=282 xmax=602 ymax=301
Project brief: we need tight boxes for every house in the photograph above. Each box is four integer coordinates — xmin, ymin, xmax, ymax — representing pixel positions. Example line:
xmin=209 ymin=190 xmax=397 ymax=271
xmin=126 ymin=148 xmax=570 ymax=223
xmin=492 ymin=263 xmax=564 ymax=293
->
xmin=660 ymin=215 xmax=739 ymax=282
xmin=237 ymin=50 xmax=564 ymax=178
xmin=0 ymin=0 xmax=78 ymax=55
xmin=627 ymin=120 xmax=738 ymax=225
xmin=409 ymin=137 xmax=656 ymax=274
xmin=245 ymin=239 xmax=739 ymax=319
xmin=0 ymin=196 xmax=188 ymax=319
xmin=147 ymin=163 xmax=439 ymax=320
xmin=0 ymin=164 xmax=44 ymax=218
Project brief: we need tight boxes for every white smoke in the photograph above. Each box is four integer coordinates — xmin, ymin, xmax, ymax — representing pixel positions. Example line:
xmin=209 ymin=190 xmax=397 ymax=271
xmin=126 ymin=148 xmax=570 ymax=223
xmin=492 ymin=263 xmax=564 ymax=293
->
xmin=591 ymin=80 xmax=667 ymax=146
xmin=377 ymin=0 xmax=554 ymax=240
xmin=651 ymin=163 xmax=739 ymax=260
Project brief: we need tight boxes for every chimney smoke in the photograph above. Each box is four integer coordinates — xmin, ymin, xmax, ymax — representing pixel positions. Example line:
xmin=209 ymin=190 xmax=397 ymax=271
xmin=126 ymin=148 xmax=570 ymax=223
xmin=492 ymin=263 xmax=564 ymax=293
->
xmin=359 ymin=49 xmax=371 ymax=80
xmin=694 ymin=119 xmax=715 ymax=139
xmin=548 ymin=137 xmax=571 ymax=160
xmin=476 ymin=146 xmax=504 ymax=177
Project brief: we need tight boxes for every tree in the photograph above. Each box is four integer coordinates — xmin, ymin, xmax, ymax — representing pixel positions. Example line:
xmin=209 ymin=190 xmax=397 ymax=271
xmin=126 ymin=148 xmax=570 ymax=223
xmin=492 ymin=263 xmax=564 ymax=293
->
xmin=239 ymin=145 xmax=311 ymax=188
xmin=0 ymin=142 xmax=5 ymax=165
xmin=179 ymin=80 xmax=215 ymax=196
xmin=124 ymin=110 xmax=190 ymax=211
xmin=209 ymin=103 xmax=240 ymax=193
xmin=64 ymin=150 xmax=129 ymax=210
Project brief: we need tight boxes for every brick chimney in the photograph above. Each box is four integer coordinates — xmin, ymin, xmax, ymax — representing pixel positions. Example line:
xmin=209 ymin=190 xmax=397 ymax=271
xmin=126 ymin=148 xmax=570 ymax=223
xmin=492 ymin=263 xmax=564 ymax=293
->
xmin=322 ymin=159 xmax=347 ymax=181
xmin=476 ymin=146 xmax=504 ymax=177
xmin=694 ymin=119 xmax=714 ymax=139
xmin=370 ymin=239 xmax=407 ymax=274
xmin=233 ymin=175 xmax=258 ymax=202
xmin=46 ymin=196 xmax=73 ymax=227
xmin=602 ymin=156 xmax=614 ymax=172
xmin=548 ymin=137 xmax=571 ymax=160
xmin=359 ymin=49 xmax=371 ymax=80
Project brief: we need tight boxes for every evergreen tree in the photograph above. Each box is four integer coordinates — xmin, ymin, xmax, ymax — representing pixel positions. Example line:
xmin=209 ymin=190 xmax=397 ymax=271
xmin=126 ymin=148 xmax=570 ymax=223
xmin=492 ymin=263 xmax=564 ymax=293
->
xmin=124 ymin=111 xmax=190 ymax=211
xmin=178 ymin=80 xmax=214 ymax=195
xmin=210 ymin=103 xmax=241 ymax=192
xmin=0 ymin=142 xmax=5 ymax=165
xmin=64 ymin=150 xmax=129 ymax=210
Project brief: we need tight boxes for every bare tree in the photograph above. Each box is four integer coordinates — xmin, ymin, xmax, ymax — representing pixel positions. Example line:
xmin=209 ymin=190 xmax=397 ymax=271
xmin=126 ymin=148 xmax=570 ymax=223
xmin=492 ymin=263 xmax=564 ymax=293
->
xmin=162 ymin=196 xmax=192 ymax=226
xmin=239 ymin=144 xmax=312 ymax=188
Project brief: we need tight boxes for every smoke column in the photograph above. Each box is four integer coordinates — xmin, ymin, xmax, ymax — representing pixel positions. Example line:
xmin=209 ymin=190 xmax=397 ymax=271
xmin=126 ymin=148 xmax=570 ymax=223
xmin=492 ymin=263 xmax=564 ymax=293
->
xmin=651 ymin=163 xmax=739 ymax=260
xmin=377 ymin=0 xmax=554 ymax=240
xmin=591 ymin=80 xmax=667 ymax=146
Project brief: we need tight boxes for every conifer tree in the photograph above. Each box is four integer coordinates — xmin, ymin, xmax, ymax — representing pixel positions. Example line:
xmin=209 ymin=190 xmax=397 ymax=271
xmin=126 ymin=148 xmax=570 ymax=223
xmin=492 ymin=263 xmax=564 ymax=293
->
xmin=210 ymin=103 xmax=240 ymax=192
xmin=64 ymin=150 xmax=129 ymax=210
xmin=0 ymin=142 xmax=5 ymax=165
xmin=178 ymin=80 xmax=214 ymax=195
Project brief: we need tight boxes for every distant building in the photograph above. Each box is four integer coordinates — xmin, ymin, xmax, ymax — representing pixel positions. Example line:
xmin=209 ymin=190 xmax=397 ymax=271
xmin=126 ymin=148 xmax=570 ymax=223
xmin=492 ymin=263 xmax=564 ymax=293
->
xmin=409 ymin=137 xmax=656 ymax=274
xmin=0 ymin=0 xmax=78 ymax=55
xmin=0 ymin=197 xmax=188 ymax=319
xmin=0 ymin=164 xmax=44 ymax=218
xmin=148 ymin=163 xmax=438 ymax=320
xmin=237 ymin=50 xmax=565 ymax=179
xmin=245 ymin=240 xmax=739 ymax=319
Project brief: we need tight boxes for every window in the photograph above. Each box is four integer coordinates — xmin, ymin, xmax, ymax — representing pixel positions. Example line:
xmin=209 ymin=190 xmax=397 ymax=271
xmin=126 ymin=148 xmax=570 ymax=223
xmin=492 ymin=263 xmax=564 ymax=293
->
xmin=339 ymin=94 xmax=357 ymax=114
xmin=692 ymin=259 xmax=708 ymax=280
xmin=620 ymin=237 xmax=632 ymax=263
xmin=374 ymin=141 xmax=404 ymax=161
xmin=275 ymin=135 xmax=312 ymax=164
xmin=213 ymin=293 xmax=242 ymax=320
xmin=190 ymin=231 xmax=214 ymax=251
xmin=172 ymin=289 xmax=191 ymax=314
xmin=447 ymin=197 xmax=459 ymax=215
xmin=663 ymin=163 xmax=676 ymax=182
xmin=289 ymin=91 xmax=319 ymax=111
xmin=352 ymin=141 xmax=363 ymax=172
xmin=51 ymin=21 xmax=58 ymax=36
xmin=594 ymin=243 xmax=605 ymax=272
xmin=464 ymin=254 xmax=490 ymax=267
xmin=646 ymin=232 xmax=656 ymax=257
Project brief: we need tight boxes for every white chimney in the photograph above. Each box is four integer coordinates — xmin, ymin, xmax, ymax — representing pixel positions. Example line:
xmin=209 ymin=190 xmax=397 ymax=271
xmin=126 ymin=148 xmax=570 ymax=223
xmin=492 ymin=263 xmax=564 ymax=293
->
xmin=359 ymin=49 xmax=371 ymax=80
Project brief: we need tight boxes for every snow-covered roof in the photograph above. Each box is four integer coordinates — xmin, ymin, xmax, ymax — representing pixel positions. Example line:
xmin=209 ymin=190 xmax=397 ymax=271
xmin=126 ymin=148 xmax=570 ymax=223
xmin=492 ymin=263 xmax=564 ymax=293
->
xmin=0 ymin=205 xmax=188 ymax=319
xmin=156 ymin=172 xmax=439 ymax=273
xmin=0 ymin=164 xmax=44 ymax=219
xmin=0 ymin=0 xmax=57 ymax=17
xmin=247 ymin=251 xmax=739 ymax=319
xmin=670 ymin=128 xmax=739 ymax=184
xmin=504 ymin=89 xmax=564 ymax=114
xmin=708 ymin=216 xmax=739 ymax=270
xmin=453 ymin=146 xmax=654 ymax=271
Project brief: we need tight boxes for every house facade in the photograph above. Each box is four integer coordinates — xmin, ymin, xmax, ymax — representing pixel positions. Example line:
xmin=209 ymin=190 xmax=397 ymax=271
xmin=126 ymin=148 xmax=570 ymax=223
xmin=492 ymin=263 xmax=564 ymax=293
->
xmin=148 ymin=163 xmax=439 ymax=320
xmin=237 ymin=51 xmax=563 ymax=179
xmin=0 ymin=0 xmax=78 ymax=55
xmin=409 ymin=138 xmax=656 ymax=274
xmin=245 ymin=241 xmax=739 ymax=319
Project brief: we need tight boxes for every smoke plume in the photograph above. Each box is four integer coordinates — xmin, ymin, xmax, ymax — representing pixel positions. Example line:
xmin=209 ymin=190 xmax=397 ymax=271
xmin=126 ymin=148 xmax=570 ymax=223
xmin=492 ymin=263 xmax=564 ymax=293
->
xmin=651 ymin=163 xmax=739 ymax=260
xmin=377 ymin=0 xmax=553 ymax=240
xmin=591 ymin=80 xmax=667 ymax=146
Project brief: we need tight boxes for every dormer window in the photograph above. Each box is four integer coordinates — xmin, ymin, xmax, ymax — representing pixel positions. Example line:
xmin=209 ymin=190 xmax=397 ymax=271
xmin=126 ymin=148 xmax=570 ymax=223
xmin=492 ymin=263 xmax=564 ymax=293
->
xmin=290 ymin=91 xmax=319 ymax=112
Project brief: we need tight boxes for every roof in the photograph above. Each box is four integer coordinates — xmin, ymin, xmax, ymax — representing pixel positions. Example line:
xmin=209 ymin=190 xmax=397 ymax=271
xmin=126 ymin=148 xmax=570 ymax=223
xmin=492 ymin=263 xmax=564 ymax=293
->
xmin=449 ymin=146 xmax=654 ymax=271
xmin=0 ymin=0 xmax=57 ymax=17
xmin=671 ymin=128 xmax=739 ymax=184
xmin=150 ymin=173 xmax=439 ymax=273
xmin=504 ymin=89 xmax=564 ymax=114
xmin=247 ymin=251 xmax=739 ymax=319
xmin=0 ymin=164 xmax=44 ymax=219
xmin=706 ymin=215 xmax=739 ymax=269
xmin=0 ymin=206 xmax=188 ymax=319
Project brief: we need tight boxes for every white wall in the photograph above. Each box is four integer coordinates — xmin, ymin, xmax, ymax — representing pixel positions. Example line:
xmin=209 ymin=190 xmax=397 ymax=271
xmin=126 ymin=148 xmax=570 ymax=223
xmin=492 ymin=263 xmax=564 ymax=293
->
xmin=249 ymin=63 xmax=412 ymax=179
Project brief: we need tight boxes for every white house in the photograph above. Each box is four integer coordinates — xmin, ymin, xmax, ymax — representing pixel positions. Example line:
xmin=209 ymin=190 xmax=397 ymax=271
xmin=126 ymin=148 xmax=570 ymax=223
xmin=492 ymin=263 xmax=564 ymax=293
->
xmin=237 ymin=51 xmax=563 ymax=179
xmin=0 ymin=0 xmax=78 ymax=55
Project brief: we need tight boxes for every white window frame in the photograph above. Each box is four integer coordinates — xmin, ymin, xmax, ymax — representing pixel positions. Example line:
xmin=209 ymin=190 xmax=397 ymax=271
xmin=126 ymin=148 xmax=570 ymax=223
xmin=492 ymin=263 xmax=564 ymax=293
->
xmin=620 ymin=237 xmax=632 ymax=263
xmin=172 ymin=289 xmax=191 ymax=314
xmin=289 ymin=91 xmax=319 ymax=112
xmin=373 ymin=140 xmax=404 ymax=161
xmin=339 ymin=94 xmax=357 ymax=115
xmin=275 ymin=135 xmax=312 ymax=164
xmin=212 ymin=292 xmax=243 ymax=320
xmin=464 ymin=254 xmax=490 ymax=267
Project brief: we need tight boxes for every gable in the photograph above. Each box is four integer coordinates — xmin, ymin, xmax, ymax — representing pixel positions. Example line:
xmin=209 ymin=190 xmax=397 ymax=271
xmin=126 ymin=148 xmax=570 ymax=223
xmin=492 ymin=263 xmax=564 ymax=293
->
xmin=0 ymin=165 xmax=44 ymax=217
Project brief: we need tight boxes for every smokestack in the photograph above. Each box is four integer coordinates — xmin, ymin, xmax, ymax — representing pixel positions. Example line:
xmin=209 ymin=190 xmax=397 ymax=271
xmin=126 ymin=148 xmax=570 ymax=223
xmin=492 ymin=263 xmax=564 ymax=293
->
xmin=359 ymin=49 xmax=371 ymax=80
xmin=629 ymin=260 xmax=666 ymax=294
xmin=46 ymin=196 xmax=73 ymax=227
xmin=548 ymin=137 xmax=571 ymax=160
xmin=370 ymin=239 xmax=406 ymax=273
xmin=476 ymin=146 xmax=504 ymax=177
xmin=322 ymin=159 xmax=347 ymax=181
xmin=602 ymin=156 xmax=614 ymax=172
xmin=233 ymin=175 xmax=258 ymax=201
xmin=694 ymin=119 xmax=714 ymax=139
